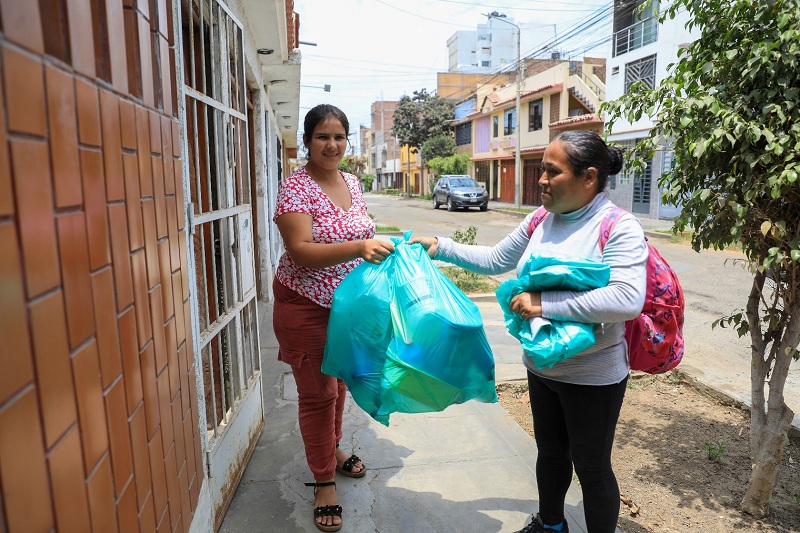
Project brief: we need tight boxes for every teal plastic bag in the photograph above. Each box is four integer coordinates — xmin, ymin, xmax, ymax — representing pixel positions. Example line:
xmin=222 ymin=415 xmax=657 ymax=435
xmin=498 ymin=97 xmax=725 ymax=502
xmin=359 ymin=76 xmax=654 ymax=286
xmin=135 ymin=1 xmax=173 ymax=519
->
xmin=495 ymin=254 xmax=610 ymax=369
xmin=322 ymin=231 xmax=497 ymax=426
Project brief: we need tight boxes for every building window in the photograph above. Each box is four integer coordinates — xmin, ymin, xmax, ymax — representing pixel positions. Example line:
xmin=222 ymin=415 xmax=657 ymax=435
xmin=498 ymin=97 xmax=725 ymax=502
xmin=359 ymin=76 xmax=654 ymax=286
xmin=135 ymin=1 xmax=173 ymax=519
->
xmin=493 ymin=115 xmax=499 ymax=137
xmin=455 ymin=123 xmax=472 ymax=146
xmin=528 ymin=99 xmax=543 ymax=131
xmin=481 ymin=60 xmax=490 ymax=67
xmin=625 ymin=54 xmax=656 ymax=93
xmin=503 ymin=108 xmax=516 ymax=136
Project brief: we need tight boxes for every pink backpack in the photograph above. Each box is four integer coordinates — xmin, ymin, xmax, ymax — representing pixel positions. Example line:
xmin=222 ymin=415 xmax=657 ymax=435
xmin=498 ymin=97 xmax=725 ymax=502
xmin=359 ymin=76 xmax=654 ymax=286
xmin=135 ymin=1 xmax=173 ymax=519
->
xmin=528 ymin=206 xmax=685 ymax=374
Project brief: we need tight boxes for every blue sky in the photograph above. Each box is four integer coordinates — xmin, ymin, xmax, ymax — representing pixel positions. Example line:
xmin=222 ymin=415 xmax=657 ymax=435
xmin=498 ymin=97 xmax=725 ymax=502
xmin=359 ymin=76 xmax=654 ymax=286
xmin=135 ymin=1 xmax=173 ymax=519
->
xmin=292 ymin=0 xmax=612 ymax=149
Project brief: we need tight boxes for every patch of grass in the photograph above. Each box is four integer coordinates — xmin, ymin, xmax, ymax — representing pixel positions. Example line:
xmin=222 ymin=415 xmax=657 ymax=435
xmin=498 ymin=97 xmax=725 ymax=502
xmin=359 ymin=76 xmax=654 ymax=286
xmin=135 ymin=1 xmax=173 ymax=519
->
xmin=660 ymin=370 xmax=685 ymax=386
xmin=496 ymin=207 xmax=531 ymax=214
xmin=704 ymin=440 xmax=726 ymax=461
xmin=375 ymin=225 xmax=400 ymax=232
xmin=627 ymin=374 xmax=657 ymax=390
xmin=440 ymin=266 xmax=500 ymax=294
xmin=440 ymin=225 xmax=500 ymax=293
xmin=652 ymin=229 xmax=694 ymax=245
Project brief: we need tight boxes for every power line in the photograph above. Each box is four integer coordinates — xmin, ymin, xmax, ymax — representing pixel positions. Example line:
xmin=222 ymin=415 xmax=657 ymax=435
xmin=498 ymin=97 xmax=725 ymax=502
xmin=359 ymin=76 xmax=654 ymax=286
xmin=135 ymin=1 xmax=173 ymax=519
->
xmin=433 ymin=0 xmax=608 ymax=12
xmin=439 ymin=4 xmax=613 ymax=102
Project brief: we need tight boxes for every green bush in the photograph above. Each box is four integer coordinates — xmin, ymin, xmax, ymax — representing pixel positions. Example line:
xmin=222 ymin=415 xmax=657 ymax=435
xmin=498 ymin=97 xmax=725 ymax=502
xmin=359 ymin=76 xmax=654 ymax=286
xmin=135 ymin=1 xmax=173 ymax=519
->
xmin=359 ymin=173 xmax=375 ymax=191
xmin=440 ymin=226 xmax=498 ymax=293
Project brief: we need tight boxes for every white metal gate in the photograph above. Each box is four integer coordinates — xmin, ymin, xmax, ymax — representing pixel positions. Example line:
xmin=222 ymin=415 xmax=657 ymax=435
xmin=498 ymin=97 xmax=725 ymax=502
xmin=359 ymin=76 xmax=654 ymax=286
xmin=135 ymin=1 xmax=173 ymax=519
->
xmin=179 ymin=0 xmax=263 ymax=528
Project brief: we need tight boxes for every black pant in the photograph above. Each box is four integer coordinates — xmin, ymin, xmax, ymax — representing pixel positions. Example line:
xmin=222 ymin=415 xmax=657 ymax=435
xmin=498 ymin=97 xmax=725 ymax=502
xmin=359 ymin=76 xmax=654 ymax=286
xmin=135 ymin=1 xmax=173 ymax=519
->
xmin=527 ymin=372 xmax=628 ymax=533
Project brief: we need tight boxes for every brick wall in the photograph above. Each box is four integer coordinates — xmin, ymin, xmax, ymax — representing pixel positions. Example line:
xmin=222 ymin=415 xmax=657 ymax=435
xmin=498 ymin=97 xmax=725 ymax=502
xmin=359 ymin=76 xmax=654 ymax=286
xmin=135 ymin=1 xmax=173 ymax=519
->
xmin=549 ymin=93 xmax=561 ymax=141
xmin=0 ymin=1 xmax=202 ymax=532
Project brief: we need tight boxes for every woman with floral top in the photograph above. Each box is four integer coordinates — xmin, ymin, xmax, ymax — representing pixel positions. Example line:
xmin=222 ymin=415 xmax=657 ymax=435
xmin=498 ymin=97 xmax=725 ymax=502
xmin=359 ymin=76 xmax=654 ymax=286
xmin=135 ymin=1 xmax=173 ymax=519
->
xmin=272 ymin=104 xmax=394 ymax=532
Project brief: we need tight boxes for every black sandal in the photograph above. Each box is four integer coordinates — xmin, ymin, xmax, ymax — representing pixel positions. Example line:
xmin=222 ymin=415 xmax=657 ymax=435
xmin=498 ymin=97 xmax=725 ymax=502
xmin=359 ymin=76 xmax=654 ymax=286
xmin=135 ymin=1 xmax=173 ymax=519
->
xmin=304 ymin=481 xmax=343 ymax=532
xmin=336 ymin=453 xmax=367 ymax=478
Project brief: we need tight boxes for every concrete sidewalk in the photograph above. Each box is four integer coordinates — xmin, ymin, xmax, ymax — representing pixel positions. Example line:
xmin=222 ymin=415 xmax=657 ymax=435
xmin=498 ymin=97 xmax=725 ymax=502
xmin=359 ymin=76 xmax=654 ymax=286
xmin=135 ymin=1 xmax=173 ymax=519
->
xmin=219 ymin=207 xmax=678 ymax=533
xmin=220 ymin=298 xmax=604 ymax=533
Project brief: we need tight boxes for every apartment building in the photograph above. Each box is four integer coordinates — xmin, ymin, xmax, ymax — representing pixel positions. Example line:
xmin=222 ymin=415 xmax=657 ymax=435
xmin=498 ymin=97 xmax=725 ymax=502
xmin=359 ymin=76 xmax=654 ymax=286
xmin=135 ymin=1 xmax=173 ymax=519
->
xmin=604 ymin=0 xmax=697 ymax=218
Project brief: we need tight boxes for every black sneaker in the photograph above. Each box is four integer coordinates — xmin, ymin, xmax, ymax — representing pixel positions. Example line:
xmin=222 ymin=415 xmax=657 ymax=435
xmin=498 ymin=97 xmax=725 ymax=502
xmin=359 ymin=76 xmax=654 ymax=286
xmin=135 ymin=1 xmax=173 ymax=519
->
xmin=515 ymin=513 xmax=569 ymax=533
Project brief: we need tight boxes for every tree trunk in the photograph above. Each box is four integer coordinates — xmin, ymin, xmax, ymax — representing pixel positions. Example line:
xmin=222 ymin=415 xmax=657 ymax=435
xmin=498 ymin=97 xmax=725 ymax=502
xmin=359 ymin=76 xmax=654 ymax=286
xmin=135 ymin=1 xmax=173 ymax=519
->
xmin=741 ymin=401 xmax=793 ymax=517
xmin=742 ymin=277 xmax=800 ymax=518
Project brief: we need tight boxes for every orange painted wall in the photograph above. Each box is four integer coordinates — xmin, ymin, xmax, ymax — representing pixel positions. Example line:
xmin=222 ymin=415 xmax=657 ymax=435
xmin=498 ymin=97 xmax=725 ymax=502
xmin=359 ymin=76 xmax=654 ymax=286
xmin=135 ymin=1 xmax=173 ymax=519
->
xmin=0 ymin=1 xmax=202 ymax=532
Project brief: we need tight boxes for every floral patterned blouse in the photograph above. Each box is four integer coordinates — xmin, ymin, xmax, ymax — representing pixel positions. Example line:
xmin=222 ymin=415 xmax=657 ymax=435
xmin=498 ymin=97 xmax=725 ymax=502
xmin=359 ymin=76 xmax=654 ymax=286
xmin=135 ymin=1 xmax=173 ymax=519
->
xmin=273 ymin=167 xmax=374 ymax=308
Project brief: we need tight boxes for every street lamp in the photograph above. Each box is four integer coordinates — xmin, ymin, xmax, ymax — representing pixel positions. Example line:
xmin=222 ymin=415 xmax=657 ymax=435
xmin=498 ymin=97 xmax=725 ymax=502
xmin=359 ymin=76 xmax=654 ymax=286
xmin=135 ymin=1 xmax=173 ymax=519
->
xmin=300 ymin=84 xmax=331 ymax=92
xmin=485 ymin=12 xmax=522 ymax=208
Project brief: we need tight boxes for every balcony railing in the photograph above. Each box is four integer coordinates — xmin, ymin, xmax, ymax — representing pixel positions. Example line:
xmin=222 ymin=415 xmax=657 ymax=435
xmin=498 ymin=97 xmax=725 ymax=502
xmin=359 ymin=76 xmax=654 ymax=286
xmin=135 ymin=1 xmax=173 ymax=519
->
xmin=614 ymin=16 xmax=658 ymax=56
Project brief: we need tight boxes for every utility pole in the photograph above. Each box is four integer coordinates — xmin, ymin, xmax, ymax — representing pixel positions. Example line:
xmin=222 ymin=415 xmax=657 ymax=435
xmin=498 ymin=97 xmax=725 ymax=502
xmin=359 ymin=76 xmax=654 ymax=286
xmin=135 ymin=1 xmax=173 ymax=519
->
xmin=514 ymin=27 xmax=521 ymax=209
xmin=485 ymin=12 xmax=522 ymax=208
xmin=406 ymin=144 xmax=411 ymax=198
xmin=380 ymin=95 xmax=388 ymax=190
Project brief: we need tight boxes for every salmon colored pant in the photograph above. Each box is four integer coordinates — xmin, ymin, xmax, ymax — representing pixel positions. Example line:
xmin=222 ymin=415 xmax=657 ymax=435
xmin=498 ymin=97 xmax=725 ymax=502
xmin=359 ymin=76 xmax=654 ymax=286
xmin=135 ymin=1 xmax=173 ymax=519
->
xmin=273 ymin=279 xmax=346 ymax=481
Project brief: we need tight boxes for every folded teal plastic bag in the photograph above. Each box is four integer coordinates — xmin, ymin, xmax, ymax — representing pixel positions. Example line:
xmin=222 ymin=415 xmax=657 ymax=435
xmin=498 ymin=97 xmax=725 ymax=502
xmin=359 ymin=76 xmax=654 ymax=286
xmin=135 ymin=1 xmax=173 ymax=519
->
xmin=495 ymin=254 xmax=610 ymax=369
xmin=322 ymin=231 xmax=497 ymax=426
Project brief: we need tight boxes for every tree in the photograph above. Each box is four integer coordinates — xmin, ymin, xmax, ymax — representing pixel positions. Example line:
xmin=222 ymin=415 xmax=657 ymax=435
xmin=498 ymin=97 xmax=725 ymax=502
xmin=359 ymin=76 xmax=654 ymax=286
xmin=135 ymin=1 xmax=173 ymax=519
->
xmin=393 ymin=89 xmax=455 ymax=193
xmin=338 ymin=155 xmax=368 ymax=176
xmin=420 ymin=134 xmax=456 ymax=163
xmin=602 ymin=0 xmax=800 ymax=518
xmin=426 ymin=153 xmax=471 ymax=192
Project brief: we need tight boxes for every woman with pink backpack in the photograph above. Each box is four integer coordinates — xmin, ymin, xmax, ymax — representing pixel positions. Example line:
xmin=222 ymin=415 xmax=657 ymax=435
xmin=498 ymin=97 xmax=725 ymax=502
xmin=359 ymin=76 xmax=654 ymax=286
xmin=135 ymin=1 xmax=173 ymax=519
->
xmin=411 ymin=131 xmax=648 ymax=533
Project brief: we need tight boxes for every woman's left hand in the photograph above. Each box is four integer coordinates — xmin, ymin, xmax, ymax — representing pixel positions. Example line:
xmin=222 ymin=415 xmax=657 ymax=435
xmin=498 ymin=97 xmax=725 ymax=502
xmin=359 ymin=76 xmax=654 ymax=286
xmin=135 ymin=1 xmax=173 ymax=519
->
xmin=510 ymin=291 xmax=542 ymax=319
xmin=360 ymin=238 xmax=395 ymax=264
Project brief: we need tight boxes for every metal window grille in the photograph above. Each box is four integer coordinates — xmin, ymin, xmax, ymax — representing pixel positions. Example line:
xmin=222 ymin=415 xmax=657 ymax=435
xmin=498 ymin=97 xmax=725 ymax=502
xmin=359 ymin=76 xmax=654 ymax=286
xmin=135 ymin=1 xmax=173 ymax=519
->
xmin=614 ymin=16 xmax=659 ymax=57
xmin=624 ymin=54 xmax=657 ymax=93
xmin=181 ymin=0 xmax=260 ymax=443
xmin=455 ymin=123 xmax=472 ymax=145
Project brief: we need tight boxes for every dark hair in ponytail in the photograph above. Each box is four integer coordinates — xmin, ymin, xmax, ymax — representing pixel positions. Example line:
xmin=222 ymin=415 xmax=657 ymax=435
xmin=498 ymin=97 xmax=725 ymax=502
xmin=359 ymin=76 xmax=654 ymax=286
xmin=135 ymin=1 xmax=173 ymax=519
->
xmin=553 ymin=131 xmax=623 ymax=192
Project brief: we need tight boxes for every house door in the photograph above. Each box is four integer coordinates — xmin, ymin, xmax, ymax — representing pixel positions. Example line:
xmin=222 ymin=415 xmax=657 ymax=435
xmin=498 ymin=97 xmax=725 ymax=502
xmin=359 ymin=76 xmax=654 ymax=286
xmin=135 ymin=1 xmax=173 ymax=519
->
xmin=180 ymin=0 xmax=263 ymax=529
xmin=500 ymin=160 xmax=515 ymax=203
xmin=523 ymin=159 xmax=543 ymax=206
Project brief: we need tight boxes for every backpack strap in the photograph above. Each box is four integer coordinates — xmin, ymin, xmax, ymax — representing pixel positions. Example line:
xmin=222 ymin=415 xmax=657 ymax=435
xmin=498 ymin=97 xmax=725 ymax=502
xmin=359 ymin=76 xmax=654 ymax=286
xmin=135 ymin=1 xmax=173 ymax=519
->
xmin=527 ymin=205 xmax=549 ymax=237
xmin=598 ymin=206 xmax=629 ymax=251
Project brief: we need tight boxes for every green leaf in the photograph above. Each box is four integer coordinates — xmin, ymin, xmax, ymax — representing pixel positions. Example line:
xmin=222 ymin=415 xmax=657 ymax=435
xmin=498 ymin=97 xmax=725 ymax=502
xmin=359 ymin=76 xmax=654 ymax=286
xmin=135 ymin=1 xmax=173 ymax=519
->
xmin=791 ymin=250 xmax=800 ymax=262
xmin=761 ymin=221 xmax=772 ymax=236
xmin=725 ymin=49 xmax=738 ymax=60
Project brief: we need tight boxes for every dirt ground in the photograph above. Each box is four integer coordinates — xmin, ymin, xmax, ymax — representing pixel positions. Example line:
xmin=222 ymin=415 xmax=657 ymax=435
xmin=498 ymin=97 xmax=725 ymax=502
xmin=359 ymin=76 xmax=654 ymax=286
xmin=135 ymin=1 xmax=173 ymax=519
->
xmin=496 ymin=372 xmax=800 ymax=532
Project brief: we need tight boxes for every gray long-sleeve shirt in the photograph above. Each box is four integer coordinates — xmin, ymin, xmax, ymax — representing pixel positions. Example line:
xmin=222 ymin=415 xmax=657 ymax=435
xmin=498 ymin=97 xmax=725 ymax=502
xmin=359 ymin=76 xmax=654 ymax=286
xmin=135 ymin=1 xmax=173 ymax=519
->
xmin=435 ymin=193 xmax=648 ymax=385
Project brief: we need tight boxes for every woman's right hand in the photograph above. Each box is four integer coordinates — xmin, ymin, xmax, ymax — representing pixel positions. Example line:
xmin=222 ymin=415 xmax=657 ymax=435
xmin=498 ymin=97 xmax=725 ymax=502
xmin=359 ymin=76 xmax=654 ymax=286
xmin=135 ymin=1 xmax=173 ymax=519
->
xmin=407 ymin=236 xmax=438 ymax=258
xmin=360 ymin=238 xmax=395 ymax=264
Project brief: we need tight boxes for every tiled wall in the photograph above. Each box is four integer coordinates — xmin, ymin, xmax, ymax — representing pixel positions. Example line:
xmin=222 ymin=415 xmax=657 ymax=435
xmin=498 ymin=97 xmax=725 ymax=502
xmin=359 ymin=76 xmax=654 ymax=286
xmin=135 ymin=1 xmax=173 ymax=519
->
xmin=0 ymin=1 xmax=202 ymax=532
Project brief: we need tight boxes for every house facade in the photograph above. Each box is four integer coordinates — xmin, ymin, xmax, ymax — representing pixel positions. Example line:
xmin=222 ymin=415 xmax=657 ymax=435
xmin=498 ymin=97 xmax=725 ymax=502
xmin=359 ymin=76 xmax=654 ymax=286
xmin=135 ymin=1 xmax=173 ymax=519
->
xmin=454 ymin=58 xmax=606 ymax=205
xmin=605 ymin=0 xmax=696 ymax=218
xmin=0 ymin=0 xmax=301 ymax=531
